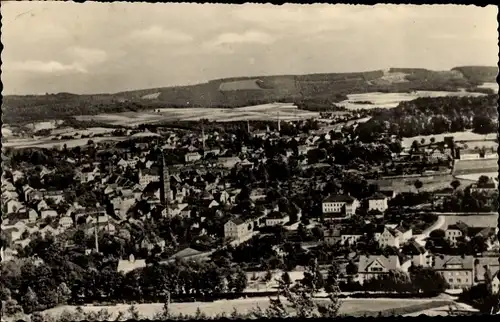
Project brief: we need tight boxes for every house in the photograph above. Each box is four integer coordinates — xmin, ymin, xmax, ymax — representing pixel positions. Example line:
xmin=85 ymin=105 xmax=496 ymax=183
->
xmin=185 ymin=152 xmax=202 ymax=163
xmin=474 ymin=257 xmax=500 ymax=284
xmin=138 ymin=167 xmax=160 ymax=187
xmin=470 ymin=178 xmax=497 ymax=193
xmin=41 ymin=209 xmax=58 ymax=220
xmin=340 ymin=228 xmax=363 ymax=246
xmin=40 ymin=222 xmax=60 ymax=237
xmin=404 ymin=240 xmax=432 ymax=267
xmin=249 ymin=188 xmax=267 ymax=202
xmin=59 ymin=216 xmax=74 ymax=229
xmin=378 ymin=224 xmax=412 ymax=248
xmin=1 ymin=247 xmax=18 ymax=262
xmin=446 ymin=222 xmax=497 ymax=247
xmin=367 ymin=193 xmax=389 ymax=212
xmin=322 ymin=194 xmax=360 ymax=220
xmin=266 ymin=212 xmax=290 ymax=227
xmin=324 ymin=228 xmax=342 ymax=245
xmin=445 ymin=222 xmax=468 ymax=244
xmin=297 ymin=145 xmax=310 ymax=156
xmin=224 ymin=217 xmax=255 ymax=243
xmin=217 ymin=156 xmax=241 ymax=169
xmin=492 ymin=272 xmax=500 ymax=294
xmin=117 ymin=254 xmax=147 ymax=274
xmin=433 ymin=255 xmax=474 ymax=290
xmin=5 ymin=199 xmax=23 ymax=214
xmin=358 ymin=255 xmax=407 ymax=284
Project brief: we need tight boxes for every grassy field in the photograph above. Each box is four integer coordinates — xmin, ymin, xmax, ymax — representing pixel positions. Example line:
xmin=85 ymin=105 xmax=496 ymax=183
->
xmin=337 ymin=91 xmax=486 ymax=111
xmin=2 ymin=136 xmax=127 ymax=149
xmin=442 ymin=214 xmax=498 ymax=228
xmin=75 ymin=103 xmax=321 ymax=125
xmin=401 ymin=131 xmax=497 ymax=148
xmin=370 ymin=174 xmax=475 ymax=194
xmin=41 ymin=297 xmax=447 ymax=319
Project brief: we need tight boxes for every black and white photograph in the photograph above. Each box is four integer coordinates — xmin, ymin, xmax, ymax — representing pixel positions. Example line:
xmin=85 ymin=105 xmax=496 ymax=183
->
xmin=1 ymin=2 xmax=499 ymax=320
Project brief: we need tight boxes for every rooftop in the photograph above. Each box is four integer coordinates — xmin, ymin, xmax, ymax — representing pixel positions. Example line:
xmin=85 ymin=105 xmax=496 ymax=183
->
xmin=323 ymin=194 xmax=356 ymax=203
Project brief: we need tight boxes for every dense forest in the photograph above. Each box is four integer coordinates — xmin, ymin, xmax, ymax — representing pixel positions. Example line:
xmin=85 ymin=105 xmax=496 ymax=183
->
xmin=354 ymin=94 xmax=499 ymax=142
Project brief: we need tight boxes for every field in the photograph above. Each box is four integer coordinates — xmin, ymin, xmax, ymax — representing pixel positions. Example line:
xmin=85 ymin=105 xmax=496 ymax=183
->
xmin=477 ymin=82 xmax=499 ymax=91
xmin=337 ymin=90 xmax=487 ymax=110
xmin=453 ymin=158 xmax=499 ymax=176
xmin=442 ymin=214 xmax=498 ymax=228
xmin=2 ymin=136 xmax=127 ymax=149
xmin=401 ymin=131 xmax=497 ymax=148
xmin=454 ymin=172 xmax=498 ymax=181
xmin=370 ymin=174 xmax=476 ymax=194
xmin=41 ymin=297 xmax=446 ymax=319
xmin=75 ymin=103 xmax=321 ymax=125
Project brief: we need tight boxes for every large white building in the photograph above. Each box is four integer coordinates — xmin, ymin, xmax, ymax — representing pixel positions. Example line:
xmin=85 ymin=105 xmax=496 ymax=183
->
xmin=322 ymin=194 xmax=359 ymax=220
xmin=367 ymin=193 xmax=389 ymax=212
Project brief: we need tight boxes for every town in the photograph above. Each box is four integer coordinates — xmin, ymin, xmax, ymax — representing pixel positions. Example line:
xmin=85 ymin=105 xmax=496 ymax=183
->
xmin=1 ymin=91 xmax=499 ymax=319
xmin=1 ymin=2 xmax=499 ymax=321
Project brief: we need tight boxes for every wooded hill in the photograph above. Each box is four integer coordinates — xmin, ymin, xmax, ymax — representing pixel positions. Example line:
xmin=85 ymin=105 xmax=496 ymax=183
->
xmin=2 ymin=66 xmax=497 ymax=125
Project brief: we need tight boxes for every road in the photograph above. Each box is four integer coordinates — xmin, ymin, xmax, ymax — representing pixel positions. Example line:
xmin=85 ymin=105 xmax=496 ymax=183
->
xmin=414 ymin=215 xmax=445 ymax=247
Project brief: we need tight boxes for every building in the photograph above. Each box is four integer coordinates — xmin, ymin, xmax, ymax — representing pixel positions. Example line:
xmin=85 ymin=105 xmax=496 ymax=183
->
xmin=217 ymin=156 xmax=242 ymax=169
xmin=474 ymin=257 xmax=500 ymax=285
xmin=265 ymin=212 xmax=290 ymax=227
xmin=324 ymin=228 xmax=342 ymax=245
xmin=138 ymin=167 xmax=160 ymax=187
xmin=358 ymin=255 xmax=408 ymax=284
xmin=340 ymin=229 xmax=363 ymax=246
xmin=378 ymin=224 xmax=413 ymax=248
xmin=322 ymin=194 xmax=359 ymax=220
xmin=404 ymin=240 xmax=432 ymax=267
xmin=367 ymin=193 xmax=389 ymax=212
xmin=224 ymin=217 xmax=254 ymax=243
xmin=185 ymin=152 xmax=202 ymax=163
xmin=492 ymin=272 xmax=499 ymax=294
xmin=433 ymin=255 xmax=474 ymax=290
xmin=445 ymin=222 xmax=468 ymax=244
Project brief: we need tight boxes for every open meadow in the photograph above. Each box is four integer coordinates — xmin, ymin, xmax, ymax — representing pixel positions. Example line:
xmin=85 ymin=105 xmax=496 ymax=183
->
xmin=41 ymin=297 xmax=448 ymax=319
xmin=337 ymin=90 xmax=487 ymax=110
xmin=401 ymin=131 xmax=497 ymax=148
xmin=442 ymin=213 xmax=498 ymax=228
xmin=75 ymin=103 xmax=321 ymax=125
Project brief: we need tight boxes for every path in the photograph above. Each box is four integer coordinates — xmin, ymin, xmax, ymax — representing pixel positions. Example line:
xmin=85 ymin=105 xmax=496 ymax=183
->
xmin=414 ymin=215 xmax=445 ymax=247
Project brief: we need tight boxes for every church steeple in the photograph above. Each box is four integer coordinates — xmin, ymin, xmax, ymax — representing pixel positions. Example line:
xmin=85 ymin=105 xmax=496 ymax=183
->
xmin=160 ymin=151 xmax=171 ymax=215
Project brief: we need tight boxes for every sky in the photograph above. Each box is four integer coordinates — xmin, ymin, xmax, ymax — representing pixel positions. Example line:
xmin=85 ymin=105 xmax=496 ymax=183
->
xmin=1 ymin=3 xmax=498 ymax=95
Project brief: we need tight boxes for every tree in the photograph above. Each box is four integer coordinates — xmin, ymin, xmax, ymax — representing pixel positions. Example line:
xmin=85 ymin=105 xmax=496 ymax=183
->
xmin=414 ymin=179 xmax=423 ymax=192
xmin=232 ymin=268 xmax=248 ymax=293
xmin=324 ymin=262 xmax=341 ymax=293
xmin=21 ymin=287 xmax=39 ymax=314
xmin=409 ymin=266 xmax=449 ymax=295
xmin=478 ymin=175 xmax=490 ymax=187
xmin=56 ymin=282 xmax=72 ymax=305
xmin=127 ymin=305 xmax=140 ymax=320
xmin=261 ymin=258 xmax=341 ymax=318
xmin=450 ymin=180 xmax=461 ymax=190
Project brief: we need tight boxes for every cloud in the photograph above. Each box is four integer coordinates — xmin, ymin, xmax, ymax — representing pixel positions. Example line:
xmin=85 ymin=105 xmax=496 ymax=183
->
xmin=68 ymin=47 xmax=108 ymax=65
xmin=4 ymin=60 xmax=87 ymax=74
xmin=128 ymin=26 xmax=193 ymax=44
xmin=207 ymin=31 xmax=275 ymax=47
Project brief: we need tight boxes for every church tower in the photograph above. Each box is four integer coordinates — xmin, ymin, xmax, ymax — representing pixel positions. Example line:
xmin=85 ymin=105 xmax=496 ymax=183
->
xmin=160 ymin=151 xmax=171 ymax=213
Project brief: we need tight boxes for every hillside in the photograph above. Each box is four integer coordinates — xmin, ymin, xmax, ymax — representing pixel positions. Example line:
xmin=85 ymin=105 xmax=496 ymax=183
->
xmin=2 ymin=66 xmax=498 ymax=125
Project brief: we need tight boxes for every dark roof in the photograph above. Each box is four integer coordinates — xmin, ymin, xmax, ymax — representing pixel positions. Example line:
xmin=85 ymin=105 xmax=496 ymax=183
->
xmin=267 ymin=211 xmax=287 ymax=219
xmin=323 ymin=194 xmax=356 ymax=203
xmin=434 ymin=255 xmax=474 ymax=270
xmin=368 ymin=192 xmax=388 ymax=200
xmin=404 ymin=240 xmax=427 ymax=255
